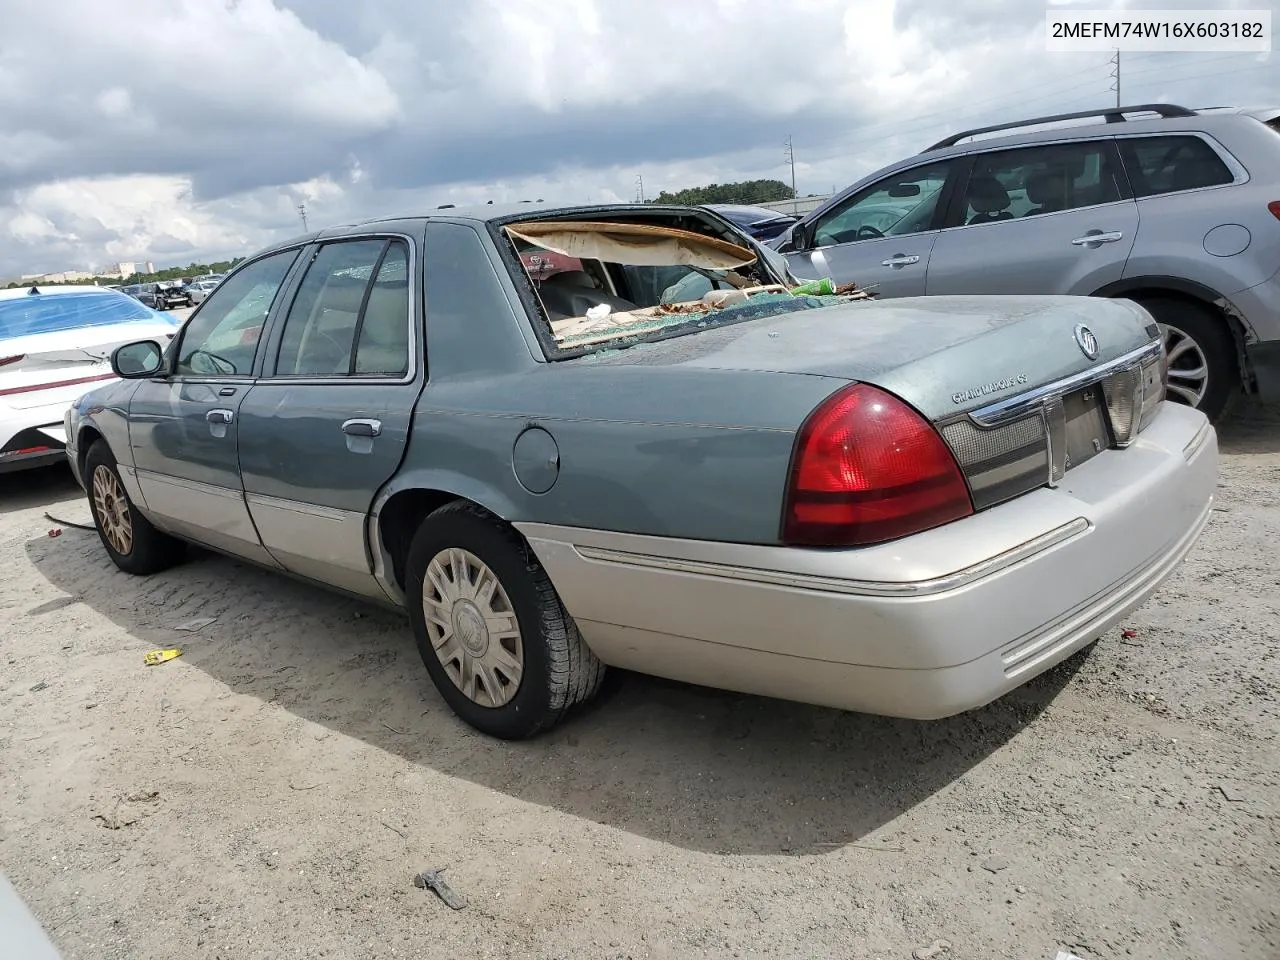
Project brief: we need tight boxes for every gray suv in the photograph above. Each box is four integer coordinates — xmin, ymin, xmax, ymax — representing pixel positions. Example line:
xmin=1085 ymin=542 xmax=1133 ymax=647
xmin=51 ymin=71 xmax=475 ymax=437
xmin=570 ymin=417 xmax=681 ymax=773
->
xmin=776 ymin=103 xmax=1280 ymax=420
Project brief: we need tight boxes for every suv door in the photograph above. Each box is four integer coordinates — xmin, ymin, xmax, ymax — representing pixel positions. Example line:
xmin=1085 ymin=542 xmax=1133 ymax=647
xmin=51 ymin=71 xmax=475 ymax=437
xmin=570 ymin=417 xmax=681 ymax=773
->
xmin=785 ymin=160 xmax=956 ymax=297
xmin=236 ymin=235 xmax=420 ymax=598
xmin=924 ymin=139 xmax=1138 ymax=296
xmin=127 ymin=248 xmax=302 ymax=564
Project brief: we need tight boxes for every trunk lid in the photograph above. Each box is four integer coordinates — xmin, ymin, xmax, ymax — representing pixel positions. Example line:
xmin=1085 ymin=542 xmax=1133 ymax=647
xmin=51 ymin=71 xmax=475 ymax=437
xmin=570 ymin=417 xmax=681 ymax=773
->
xmin=581 ymin=294 xmax=1157 ymax=421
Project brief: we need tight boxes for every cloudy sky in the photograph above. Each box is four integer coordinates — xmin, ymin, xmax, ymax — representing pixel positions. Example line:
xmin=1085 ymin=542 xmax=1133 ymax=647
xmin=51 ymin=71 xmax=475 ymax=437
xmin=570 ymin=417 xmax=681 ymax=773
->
xmin=1 ymin=0 xmax=1275 ymax=275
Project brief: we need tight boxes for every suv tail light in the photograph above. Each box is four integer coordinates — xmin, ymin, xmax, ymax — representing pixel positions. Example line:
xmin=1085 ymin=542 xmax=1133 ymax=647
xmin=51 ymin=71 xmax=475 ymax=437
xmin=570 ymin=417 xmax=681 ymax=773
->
xmin=0 ymin=355 xmax=24 ymax=367
xmin=1269 ymin=201 xmax=1280 ymax=221
xmin=782 ymin=384 xmax=974 ymax=547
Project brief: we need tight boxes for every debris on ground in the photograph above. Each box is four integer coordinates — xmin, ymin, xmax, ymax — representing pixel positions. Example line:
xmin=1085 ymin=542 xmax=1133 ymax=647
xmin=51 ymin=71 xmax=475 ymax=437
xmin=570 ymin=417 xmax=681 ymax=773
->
xmin=29 ymin=681 xmax=48 ymax=692
xmin=173 ymin=616 xmax=217 ymax=632
xmin=1216 ymin=783 xmax=1246 ymax=802
xmin=413 ymin=867 xmax=467 ymax=910
xmin=981 ymin=855 xmax=1010 ymax=873
xmin=143 ymin=649 xmax=182 ymax=666
xmin=1121 ymin=627 xmax=1138 ymax=639
xmin=43 ymin=512 xmax=97 ymax=532
xmin=47 ymin=528 xmax=61 ymax=538
xmin=912 ymin=938 xmax=952 ymax=959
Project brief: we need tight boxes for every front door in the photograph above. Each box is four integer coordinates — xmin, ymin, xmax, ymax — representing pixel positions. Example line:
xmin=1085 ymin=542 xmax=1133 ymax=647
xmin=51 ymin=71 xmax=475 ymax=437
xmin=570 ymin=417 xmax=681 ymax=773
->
xmin=236 ymin=236 xmax=422 ymax=598
xmin=128 ymin=248 xmax=302 ymax=563
xmin=925 ymin=139 xmax=1139 ymax=296
xmin=785 ymin=160 xmax=955 ymax=298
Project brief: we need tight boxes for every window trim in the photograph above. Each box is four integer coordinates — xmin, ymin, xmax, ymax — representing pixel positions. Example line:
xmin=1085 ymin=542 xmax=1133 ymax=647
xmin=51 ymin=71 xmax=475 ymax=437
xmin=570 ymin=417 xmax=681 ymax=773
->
xmin=939 ymin=137 xmax=1134 ymax=232
xmin=808 ymin=159 xmax=957 ymax=250
xmin=256 ymin=232 xmax=420 ymax=387
xmin=1111 ymin=130 xmax=1248 ymax=199
xmin=168 ymin=245 xmax=306 ymax=383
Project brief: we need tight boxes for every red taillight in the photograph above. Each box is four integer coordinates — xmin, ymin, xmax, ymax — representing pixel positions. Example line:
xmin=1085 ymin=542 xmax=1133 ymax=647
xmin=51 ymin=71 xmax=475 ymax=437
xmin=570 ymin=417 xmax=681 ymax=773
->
xmin=781 ymin=384 xmax=974 ymax=547
xmin=1269 ymin=201 xmax=1280 ymax=221
xmin=0 ymin=355 xmax=24 ymax=367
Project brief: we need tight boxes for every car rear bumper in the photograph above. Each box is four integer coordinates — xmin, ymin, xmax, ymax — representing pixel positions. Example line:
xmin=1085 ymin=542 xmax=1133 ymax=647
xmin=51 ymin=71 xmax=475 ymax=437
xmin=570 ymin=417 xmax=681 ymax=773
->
xmin=0 ymin=408 xmax=69 ymax=474
xmin=518 ymin=402 xmax=1217 ymax=720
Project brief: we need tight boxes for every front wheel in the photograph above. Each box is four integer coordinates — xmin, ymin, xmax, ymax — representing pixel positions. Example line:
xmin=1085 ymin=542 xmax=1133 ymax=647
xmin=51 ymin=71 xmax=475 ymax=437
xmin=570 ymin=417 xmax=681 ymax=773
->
xmin=84 ymin=440 xmax=184 ymax=575
xmin=1139 ymin=298 xmax=1237 ymax=422
xmin=406 ymin=502 xmax=606 ymax=740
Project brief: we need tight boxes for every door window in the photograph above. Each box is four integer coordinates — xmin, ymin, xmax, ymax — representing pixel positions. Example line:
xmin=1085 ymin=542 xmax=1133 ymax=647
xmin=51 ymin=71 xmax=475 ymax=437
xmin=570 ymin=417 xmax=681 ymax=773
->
xmin=175 ymin=249 xmax=300 ymax=377
xmin=1118 ymin=135 xmax=1235 ymax=197
xmin=273 ymin=239 xmax=411 ymax=378
xmin=959 ymin=141 xmax=1124 ymax=225
xmin=812 ymin=162 xmax=950 ymax=248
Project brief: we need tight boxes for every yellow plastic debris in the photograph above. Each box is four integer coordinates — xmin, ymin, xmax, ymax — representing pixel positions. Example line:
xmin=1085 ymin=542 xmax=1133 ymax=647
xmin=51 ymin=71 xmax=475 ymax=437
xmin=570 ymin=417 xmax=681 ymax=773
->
xmin=143 ymin=649 xmax=182 ymax=666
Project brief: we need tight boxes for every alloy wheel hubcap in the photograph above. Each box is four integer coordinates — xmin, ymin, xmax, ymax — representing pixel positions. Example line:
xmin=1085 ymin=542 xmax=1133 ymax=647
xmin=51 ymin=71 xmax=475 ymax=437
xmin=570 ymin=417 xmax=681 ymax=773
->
xmin=1159 ymin=323 xmax=1209 ymax=408
xmin=422 ymin=548 xmax=524 ymax=707
xmin=92 ymin=465 xmax=133 ymax=555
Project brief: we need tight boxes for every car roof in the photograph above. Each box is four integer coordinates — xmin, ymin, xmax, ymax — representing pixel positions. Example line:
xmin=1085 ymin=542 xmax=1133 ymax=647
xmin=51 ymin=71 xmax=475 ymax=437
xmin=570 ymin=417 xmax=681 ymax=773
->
xmin=0 ymin=284 xmax=121 ymax=302
xmin=249 ymin=202 xmax=728 ymax=257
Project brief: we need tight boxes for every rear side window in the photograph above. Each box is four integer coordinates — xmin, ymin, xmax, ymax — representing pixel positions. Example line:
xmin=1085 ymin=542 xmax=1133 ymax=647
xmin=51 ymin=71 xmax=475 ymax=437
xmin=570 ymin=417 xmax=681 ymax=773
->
xmin=961 ymin=140 xmax=1124 ymax=225
xmin=1119 ymin=135 xmax=1235 ymax=197
xmin=273 ymin=238 xmax=411 ymax=378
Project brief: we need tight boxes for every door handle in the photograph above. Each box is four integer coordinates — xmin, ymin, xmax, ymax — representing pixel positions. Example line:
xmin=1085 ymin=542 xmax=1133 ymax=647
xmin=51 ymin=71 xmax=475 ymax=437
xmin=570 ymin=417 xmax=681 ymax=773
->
xmin=1071 ymin=230 xmax=1124 ymax=246
xmin=342 ymin=418 xmax=382 ymax=438
xmin=881 ymin=254 xmax=921 ymax=267
xmin=206 ymin=409 xmax=234 ymax=425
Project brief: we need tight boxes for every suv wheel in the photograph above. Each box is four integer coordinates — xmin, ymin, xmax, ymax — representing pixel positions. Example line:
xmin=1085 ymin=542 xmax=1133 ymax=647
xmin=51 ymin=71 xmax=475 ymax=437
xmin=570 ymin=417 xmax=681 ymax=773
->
xmin=405 ymin=501 xmax=606 ymax=740
xmin=1137 ymin=298 xmax=1237 ymax=422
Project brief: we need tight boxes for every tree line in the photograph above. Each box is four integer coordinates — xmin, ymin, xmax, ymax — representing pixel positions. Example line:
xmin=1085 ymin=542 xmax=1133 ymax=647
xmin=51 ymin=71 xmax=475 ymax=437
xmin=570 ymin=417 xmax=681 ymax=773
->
xmin=648 ymin=179 xmax=801 ymax=206
xmin=6 ymin=257 xmax=246 ymax=290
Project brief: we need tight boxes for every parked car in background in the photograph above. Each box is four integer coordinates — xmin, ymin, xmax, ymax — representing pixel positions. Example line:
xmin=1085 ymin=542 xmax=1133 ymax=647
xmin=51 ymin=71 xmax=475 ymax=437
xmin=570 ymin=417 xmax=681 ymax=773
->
xmin=1 ymin=285 xmax=178 ymax=473
xmin=185 ymin=278 xmax=221 ymax=305
xmin=775 ymin=103 xmax=1280 ymax=420
xmin=119 ymin=282 xmax=191 ymax=311
xmin=66 ymin=203 xmax=1214 ymax=741
xmin=704 ymin=203 xmax=799 ymax=243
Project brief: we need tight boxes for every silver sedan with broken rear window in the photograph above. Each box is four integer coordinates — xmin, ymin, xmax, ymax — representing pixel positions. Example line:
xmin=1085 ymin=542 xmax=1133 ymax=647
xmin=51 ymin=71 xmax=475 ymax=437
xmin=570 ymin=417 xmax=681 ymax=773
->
xmin=63 ymin=203 xmax=1216 ymax=740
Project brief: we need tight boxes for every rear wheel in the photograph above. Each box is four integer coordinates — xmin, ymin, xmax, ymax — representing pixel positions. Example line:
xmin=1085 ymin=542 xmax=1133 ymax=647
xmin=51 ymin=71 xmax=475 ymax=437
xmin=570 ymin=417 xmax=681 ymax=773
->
xmin=84 ymin=440 xmax=183 ymax=575
xmin=405 ymin=501 xmax=606 ymax=740
xmin=1137 ymin=297 xmax=1237 ymax=422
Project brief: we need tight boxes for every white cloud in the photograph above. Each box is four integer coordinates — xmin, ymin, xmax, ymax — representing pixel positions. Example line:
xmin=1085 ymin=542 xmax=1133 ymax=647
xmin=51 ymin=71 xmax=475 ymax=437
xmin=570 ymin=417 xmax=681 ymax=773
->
xmin=0 ymin=0 xmax=1276 ymax=275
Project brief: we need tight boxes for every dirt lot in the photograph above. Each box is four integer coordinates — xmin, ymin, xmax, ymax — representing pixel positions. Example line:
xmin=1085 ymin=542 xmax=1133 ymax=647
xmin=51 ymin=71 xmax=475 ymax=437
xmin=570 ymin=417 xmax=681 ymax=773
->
xmin=1 ymin=405 xmax=1277 ymax=960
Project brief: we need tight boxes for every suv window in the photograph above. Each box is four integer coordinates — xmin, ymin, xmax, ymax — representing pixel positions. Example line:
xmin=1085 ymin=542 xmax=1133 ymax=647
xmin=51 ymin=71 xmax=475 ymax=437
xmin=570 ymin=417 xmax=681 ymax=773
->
xmin=273 ymin=239 xmax=411 ymax=378
xmin=175 ymin=249 xmax=299 ymax=377
xmin=1118 ymin=135 xmax=1235 ymax=197
xmin=812 ymin=161 xmax=950 ymax=248
xmin=959 ymin=140 xmax=1124 ymax=225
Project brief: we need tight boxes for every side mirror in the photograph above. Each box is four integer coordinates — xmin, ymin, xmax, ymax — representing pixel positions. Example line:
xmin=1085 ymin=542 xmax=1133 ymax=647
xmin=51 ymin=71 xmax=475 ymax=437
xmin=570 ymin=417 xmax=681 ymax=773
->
xmin=789 ymin=221 xmax=811 ymax=252
xmin=111 ymin=340 xmax=165 ymax=379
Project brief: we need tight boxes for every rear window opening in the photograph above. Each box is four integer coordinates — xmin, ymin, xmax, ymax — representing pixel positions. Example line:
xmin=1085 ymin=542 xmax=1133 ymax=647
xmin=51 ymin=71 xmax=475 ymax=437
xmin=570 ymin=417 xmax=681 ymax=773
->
xmin=502 ymin=214 xmax=872 ymax=355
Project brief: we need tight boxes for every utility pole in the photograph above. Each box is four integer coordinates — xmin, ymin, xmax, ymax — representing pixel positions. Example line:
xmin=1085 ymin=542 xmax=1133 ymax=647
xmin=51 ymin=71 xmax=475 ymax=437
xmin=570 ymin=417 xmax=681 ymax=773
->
xmin=297 ymin=201 xmax=309 ymax=232
xmin=635 ymin=174 xmax=645 ymax=203
xmin=1109 ymin=49 xmax=1121 ymax=107
xmin=784 ymin=136 xmax=797 ymax=199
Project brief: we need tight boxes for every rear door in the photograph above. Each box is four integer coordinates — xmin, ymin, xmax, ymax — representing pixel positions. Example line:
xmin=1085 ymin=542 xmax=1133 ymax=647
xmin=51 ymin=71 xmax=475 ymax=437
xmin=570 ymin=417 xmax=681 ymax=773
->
xmin=236 ymin=233 xmax=422 ymax=598
xmin=128 ymin=248 xmax=303 ymax=564
xmin=785 ymin=160 xmax=956 ymax=298
xmin=924 ymin=138 xmax=1138 ymax=296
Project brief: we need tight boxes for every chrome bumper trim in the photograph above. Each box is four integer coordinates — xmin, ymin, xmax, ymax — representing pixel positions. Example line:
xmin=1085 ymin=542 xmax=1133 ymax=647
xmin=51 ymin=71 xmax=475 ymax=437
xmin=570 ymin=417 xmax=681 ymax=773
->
xmin=573 ymin=517 xmax=1091 ymax=599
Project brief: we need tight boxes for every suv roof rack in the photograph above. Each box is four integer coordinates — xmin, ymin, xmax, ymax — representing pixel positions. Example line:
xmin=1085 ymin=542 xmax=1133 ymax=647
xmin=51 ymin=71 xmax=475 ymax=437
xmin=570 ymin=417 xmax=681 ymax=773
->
xmin=923 ymin=103 xmax=1198 ymax=152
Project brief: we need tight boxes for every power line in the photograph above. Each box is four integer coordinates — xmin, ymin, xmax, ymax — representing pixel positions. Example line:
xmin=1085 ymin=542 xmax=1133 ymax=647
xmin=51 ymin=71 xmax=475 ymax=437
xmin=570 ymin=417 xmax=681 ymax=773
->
xmin=297 ymin=202 xmax=308 ymax=232
xmin=1110 ymin=49 xmax=1121 ymax=108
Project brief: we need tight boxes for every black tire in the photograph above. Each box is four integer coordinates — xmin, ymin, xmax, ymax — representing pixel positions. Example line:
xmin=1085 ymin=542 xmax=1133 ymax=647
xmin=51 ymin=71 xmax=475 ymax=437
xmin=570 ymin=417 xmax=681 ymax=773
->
xmin=84 ymin=440 xmax=184 ymax=575
xmin=405 ymin=501 xmax=606 ymax=740
xmin=1137 ymin=297 xmax=1238 ymax=422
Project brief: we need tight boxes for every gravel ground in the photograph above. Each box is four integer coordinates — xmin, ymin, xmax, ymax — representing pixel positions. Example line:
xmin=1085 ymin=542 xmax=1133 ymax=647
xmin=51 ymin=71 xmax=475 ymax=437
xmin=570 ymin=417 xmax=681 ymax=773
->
xmin=1 ymin=404 xmax=1277 ymax=960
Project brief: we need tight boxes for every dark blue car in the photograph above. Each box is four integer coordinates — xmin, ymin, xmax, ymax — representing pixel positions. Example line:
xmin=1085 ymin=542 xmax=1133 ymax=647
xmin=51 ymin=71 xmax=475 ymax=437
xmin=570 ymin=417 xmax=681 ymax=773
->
xmin=703 ymin=203 xmax=798 ymax=243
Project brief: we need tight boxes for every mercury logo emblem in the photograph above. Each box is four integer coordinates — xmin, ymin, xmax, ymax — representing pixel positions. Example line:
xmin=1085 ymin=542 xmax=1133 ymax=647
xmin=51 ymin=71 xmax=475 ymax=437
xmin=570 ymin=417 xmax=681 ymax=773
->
xmin=1074 ymin=324 xmax=1099 ymax=360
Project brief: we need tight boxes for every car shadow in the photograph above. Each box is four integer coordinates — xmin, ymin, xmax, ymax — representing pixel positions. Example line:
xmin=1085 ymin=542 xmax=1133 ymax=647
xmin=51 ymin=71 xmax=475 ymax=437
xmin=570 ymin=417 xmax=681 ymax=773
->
xmin=25 ymin=530 xmax=1082 ymax=857
xmin=0 ymin=463 xmax=82 ymax=517
xmin=1217 ymin=401 xmax=1280 ymax=456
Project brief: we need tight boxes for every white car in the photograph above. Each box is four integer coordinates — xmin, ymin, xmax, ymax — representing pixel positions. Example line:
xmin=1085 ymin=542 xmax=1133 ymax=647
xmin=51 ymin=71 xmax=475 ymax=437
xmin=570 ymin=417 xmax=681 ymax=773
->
xmin=185 ymin=278 xmax=221 ymax=304
xmin=1 ymin=285 xmax=180 ymax=473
